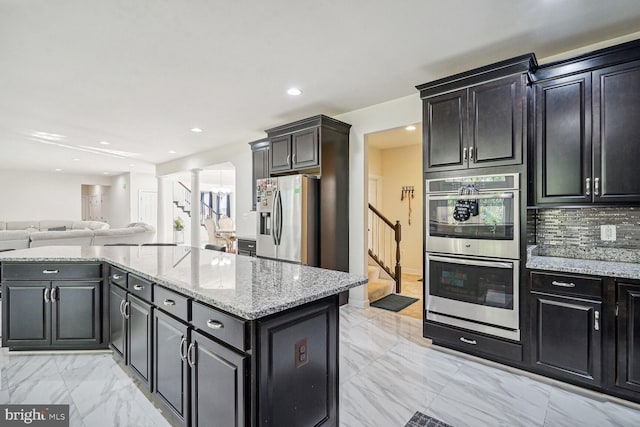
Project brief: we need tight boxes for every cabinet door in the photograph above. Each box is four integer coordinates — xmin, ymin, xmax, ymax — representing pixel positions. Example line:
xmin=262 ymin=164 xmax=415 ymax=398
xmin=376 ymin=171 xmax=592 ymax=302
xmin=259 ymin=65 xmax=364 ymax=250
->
xmin=153 ymin=310 xmax=189 ymax=425
xmin=423 ymin=89 xmax=467 ymax=172
xmin=3 ymin=281 xmax=51 ymax=348
xmin=616 ymin=283 xmax=640 ymax=394
xmin=109 ymin=283 xmax=127 ymax=361
xmin=292 ymin=128 xmax=319 ymax=170
xmin=593 ymin=60 xmax=640 ymax=203
xmin=270 ymin=135 xmax=292 ymax=173
xmin=534 ymin=73 xmax=592 ymax=205
xmin=531 ymin=292 xmax=602 ymax=386
xmin=252 ymin=146 xmax=270 ymax=210
xmin=51 ymin=281 xmax=101 ymax=347
xmin=470 ymin=74 xmax=525 ymax=168
xmin=128 ymin=294 xmax=152 ymax=389
xmin=190 ymin=330 xmax=247 ymax=427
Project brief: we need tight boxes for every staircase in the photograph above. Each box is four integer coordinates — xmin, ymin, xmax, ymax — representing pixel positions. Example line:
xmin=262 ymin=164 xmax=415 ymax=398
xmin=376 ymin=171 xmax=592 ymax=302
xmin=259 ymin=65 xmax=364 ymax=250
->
xmin=367 ymin=261 xmax=396 ymax=302
xmin=173 ymin=181 xmax=214 ymax=224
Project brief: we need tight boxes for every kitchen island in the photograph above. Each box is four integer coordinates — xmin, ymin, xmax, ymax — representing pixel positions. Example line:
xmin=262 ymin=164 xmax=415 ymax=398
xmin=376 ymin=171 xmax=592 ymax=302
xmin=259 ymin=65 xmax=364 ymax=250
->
xmin=0 ymin=245 xmax=367 ymax=427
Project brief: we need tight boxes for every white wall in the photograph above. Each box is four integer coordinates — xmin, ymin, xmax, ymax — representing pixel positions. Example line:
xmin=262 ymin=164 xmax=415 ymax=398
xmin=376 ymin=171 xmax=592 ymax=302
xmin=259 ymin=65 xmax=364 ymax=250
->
xmin=109 ymin=174 xmax=131 ymax=228
xmin=0 ymin=170 xmax=112 ymax=220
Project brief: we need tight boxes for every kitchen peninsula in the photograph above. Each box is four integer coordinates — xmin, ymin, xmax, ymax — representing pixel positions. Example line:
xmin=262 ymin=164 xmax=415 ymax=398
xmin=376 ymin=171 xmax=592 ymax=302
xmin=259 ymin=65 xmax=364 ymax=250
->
xmin=0 ymin=246 xmax=367 ymax=426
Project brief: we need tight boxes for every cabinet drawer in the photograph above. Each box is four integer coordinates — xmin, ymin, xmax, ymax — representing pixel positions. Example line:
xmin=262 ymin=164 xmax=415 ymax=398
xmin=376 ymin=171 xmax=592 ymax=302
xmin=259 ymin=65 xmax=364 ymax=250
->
xmin=109 ymin=267 xmax=127 ymax=288
xmin=531 ymin=271 xmax=602 ymax=299
xmin=153 ymin=285 xmax=189 ymax=320
xmin=128 ymin=274 xmax=152 ymax=302
xmin=237 ymin=239 xmax=256 ymax=254
xmin=2 ymin=263 xmax=101 ymax=281
xmin=424 ymin=321 xmax=522 ymax=363
xmin=192 ymin=301 xmax=248 ymax=351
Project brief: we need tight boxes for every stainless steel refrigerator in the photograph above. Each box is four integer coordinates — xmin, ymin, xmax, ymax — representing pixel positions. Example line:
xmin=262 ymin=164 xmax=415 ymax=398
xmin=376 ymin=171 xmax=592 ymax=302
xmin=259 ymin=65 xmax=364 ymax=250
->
xmin=256 ymin=175 xmax=319 ymax=265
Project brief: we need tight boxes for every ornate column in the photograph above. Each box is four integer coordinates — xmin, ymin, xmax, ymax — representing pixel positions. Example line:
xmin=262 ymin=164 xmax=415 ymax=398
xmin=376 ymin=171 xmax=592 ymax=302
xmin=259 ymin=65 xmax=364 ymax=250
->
xmin=190 ymin=169 xmax=202 ymax=247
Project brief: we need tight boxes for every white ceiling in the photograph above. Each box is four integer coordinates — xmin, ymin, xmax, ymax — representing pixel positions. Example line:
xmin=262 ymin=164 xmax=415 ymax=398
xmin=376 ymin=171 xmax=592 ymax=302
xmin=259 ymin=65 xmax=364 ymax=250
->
xmin=368 ymin=124 xmax=422 ymax=150
xmin=1 ymin=0 xmax=640 ymax=176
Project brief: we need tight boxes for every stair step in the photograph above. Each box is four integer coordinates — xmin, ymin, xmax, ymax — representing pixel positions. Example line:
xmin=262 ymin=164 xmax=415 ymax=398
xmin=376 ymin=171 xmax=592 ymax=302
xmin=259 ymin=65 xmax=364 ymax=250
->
xmin=367 ymin=266 xmax=380 ymax=281
xmin=368 ymin=278 xmax=395 ymax=303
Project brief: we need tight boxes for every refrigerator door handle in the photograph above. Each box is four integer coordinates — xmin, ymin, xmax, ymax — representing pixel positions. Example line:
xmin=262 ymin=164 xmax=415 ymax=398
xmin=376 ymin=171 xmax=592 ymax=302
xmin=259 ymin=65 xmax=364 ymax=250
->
xmin=277 ymin=189 xmax=283 ymax=244
xmin=272 ymin=189 xmax=279 ymax=246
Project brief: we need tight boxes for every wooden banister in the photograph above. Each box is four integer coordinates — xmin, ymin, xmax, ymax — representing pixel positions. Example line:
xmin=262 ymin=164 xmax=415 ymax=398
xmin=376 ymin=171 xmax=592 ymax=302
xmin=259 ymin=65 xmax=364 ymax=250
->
xmin=368 ymin=203 xmax=402 ymax=293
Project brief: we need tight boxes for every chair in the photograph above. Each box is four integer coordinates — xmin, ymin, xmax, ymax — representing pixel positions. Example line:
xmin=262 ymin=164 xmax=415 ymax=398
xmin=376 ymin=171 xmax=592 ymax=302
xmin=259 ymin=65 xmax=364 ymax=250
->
xmin=203 ymin=217 xmax=227 ymax=247
xmin=142 ymin=243 xmax=178 ymax=246
xmin=218 ymin=215 xmax=234 ymax=231
xmin=204 ymin=244 xmax=227 ymax=252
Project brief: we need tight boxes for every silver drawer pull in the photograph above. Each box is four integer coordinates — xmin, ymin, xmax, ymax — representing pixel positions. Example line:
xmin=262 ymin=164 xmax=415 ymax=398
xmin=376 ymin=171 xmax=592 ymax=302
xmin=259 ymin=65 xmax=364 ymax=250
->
xmin=460 ymin=337 xmax=477 ymax=345
xmin=112 ymin=274 xmax=122 ymax=280
xmin=247 ymin=245 xmax=255 ymax=248
xmin=133 ymin=284 xmax=144 ymax=291
xmin=206 ymin=320 xmax=224 ymax=330
xmin=163 ymin=299 xmax=176 ymax=306
xmin=551 ymin=280 xmax=576 ymax=288
xmin=42 ymin=269 xmax=59 ymax=274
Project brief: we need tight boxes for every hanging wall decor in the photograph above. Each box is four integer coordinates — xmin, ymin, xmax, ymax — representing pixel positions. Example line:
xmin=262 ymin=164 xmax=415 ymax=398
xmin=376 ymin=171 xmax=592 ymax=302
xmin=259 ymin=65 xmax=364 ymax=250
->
xmin=401 ymin=185 xmax=415 ymax=225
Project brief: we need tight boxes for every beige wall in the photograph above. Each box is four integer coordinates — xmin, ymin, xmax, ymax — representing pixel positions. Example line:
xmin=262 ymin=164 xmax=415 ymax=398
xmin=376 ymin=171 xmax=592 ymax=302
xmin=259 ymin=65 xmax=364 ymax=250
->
xmin=368 ymin=146 xmax=383 ymax=177
xmin=376 ymin=144 xmax=423 ymax=275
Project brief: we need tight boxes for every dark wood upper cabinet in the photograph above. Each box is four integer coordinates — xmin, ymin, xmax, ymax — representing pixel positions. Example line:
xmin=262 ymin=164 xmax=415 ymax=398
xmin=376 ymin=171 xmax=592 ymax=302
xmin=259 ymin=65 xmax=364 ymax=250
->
xmin=249 ymin=139 xmax=270 ymax=210
xmin=418 ymin=54 xmax=535 ymax=173
xmin=531 ymin=39 xmax=640 ymax=206
xmin=424 ymin=89 xmax=467 ymax=171
xmin=269 ymin=135 xmax=292 ymax=173
xmin=291 ymin=128 xmax=319 ymax=169
xmin=593 ymin=60 xmax=640 ymax=203
xmin=617 ymin=282 xmax=640 ymax=395
xmin=534 ymin=72 xmax=592 ymax=205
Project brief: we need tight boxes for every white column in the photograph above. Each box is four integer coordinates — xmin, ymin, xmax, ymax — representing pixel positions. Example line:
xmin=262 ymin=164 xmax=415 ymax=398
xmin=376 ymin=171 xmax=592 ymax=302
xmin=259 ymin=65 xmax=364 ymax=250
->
xmin=156 ymin=176 xmax=168 ymax=243
xmin=190 ymin=169 xmax=202 ymax=247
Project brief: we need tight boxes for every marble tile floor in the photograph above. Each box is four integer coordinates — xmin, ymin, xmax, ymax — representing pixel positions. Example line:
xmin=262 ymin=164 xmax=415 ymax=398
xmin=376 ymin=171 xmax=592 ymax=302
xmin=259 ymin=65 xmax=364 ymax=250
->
xmin=1 ymin=305 xmax=639 ymax=427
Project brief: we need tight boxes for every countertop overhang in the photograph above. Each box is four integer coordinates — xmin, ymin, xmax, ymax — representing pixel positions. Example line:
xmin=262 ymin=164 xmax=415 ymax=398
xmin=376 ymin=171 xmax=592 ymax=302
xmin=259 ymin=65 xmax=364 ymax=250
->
xmin=0 ymin=246 xmax=367 ymax=320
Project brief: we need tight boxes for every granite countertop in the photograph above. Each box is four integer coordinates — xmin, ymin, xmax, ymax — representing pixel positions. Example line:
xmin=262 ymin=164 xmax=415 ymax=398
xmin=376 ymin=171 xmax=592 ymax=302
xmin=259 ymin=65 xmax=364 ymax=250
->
xmin=526 ymin=245 xmax=640 ymax=280
xmin=0 ymin=246 xmax=367 ymax=320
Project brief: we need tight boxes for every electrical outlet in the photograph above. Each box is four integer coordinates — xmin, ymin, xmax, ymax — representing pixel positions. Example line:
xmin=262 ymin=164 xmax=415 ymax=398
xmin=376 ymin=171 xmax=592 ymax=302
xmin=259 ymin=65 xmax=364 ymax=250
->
xmin=295 ymin=338 xmax=308 ymax=368
xmin=600 ymin=225 xmax=616 ymax=241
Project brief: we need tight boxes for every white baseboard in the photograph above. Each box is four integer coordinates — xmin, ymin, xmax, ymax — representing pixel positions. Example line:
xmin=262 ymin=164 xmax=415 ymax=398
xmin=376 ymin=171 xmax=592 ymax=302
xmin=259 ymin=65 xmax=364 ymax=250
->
xmin=402 ymin=268 xmax=422 ymax=276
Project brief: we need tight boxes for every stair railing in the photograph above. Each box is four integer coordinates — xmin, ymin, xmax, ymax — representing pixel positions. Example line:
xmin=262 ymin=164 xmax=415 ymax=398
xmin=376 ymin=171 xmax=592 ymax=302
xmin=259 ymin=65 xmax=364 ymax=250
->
xmin=172 ymin=181 xmax=214 ymax=225
xmin=368 ymin=203 xmax=402 ymax=293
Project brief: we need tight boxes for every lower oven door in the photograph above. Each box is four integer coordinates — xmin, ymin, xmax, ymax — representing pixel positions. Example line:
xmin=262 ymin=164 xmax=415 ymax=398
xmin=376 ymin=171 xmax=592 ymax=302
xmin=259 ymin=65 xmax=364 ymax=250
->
xmin=426 ymin=253 xmax=520 ymax=341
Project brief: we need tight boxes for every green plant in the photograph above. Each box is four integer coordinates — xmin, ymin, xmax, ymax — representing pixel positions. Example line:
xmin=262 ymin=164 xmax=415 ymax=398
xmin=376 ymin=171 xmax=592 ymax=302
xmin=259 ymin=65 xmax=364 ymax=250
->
xmin=174 ymin=217 xmax=184 ymax=231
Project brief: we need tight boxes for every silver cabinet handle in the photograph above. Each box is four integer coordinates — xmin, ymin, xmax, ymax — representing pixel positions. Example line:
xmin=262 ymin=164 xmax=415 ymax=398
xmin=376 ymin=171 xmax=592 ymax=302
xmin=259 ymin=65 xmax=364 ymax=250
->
xmin=119 ymin=299 xmax=126 ymax=317
xmin=469 ymin=146 xmax=474 ymax=161
xmin=551 ymin=280 xmax=576 ymax=288
xmin=179 ymin=337 xmax=187 ymax=361
xmin=133 ymin=284 xmax=144 ymax=291
xmin=460 ymin=337 xmax=477 ymax=345
xmin=594 ymin=310 xmax=600 ymax=331
xmin=42 ymin=269 xmax=59 ymax=274
xmin=44 ymin=288 xmax=50 ymax=303
xmin=585 ymin=178 xmax=591 ymax=196
xmin=286 ymin=154 xmax=290 ymax=167
xmin=187 ymin=343 xmax=196 ymax=367
xmin=594 ymin=177 xmax=600 ymax=196
xmin=112 ymin=274 xmax=122 ymax=280
xmin=163 ymin=299 xmax=176 ymax=306
xmin=463 ymin=147 xmax=468 ymax=161
xmin=206 ymin=320 xmax=224 ymax=330
xmin=50 ymin=287 xmax=57 ymax=302
xmin=123 ymin=301 xmax=130 ymax=319
xmin=292 ymin=153 xmax=296 ymax=164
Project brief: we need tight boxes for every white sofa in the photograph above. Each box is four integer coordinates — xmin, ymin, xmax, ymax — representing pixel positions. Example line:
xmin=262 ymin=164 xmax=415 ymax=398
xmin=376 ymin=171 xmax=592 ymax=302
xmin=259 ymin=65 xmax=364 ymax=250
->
xmin=0 ymin=220 xmax=156 ymax=249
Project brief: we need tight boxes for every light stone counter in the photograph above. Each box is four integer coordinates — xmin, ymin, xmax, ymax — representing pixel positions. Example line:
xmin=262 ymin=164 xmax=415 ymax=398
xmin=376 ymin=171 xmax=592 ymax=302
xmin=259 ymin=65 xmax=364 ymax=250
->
xmin=526 ymin=245 xmax=640 ymax=280
xmin=0 ymin=246 xmax=367 ymax=320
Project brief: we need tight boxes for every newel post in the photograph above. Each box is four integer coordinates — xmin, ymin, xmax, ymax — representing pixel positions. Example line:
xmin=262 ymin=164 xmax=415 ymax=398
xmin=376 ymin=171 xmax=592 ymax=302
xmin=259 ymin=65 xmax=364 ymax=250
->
xmin=394 ymin=220 xmax=401 ymax=293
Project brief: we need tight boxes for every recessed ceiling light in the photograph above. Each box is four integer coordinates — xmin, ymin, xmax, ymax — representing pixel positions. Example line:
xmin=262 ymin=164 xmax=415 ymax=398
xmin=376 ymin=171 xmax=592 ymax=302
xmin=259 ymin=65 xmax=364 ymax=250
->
xmin=191 ymin=127 xmax=203 ymax=133
xmin=55 ymin=168 xmax=62 ymax=172
xmin=72 ymin=158 xmax=80 ymax=161
xmin=168 ymin=150 xmax=177 ymax=154
xmin=405 ymin=125 xmax=417 ymax=131
xmin=103 ymin=172 xmax=110 ymax=175
xmin=99 ymin=141 xmax=110 ymax=145
xmin=129 ymin=163 xmax=136 ymax=167
xmin=287 ymin=88 xmax=303 ymax=96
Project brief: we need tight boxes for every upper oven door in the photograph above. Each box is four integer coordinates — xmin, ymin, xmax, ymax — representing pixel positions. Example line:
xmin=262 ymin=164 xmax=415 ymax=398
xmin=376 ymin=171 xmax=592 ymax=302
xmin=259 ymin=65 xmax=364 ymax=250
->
xmin=425 ymin=174 xmax=520 ymax=259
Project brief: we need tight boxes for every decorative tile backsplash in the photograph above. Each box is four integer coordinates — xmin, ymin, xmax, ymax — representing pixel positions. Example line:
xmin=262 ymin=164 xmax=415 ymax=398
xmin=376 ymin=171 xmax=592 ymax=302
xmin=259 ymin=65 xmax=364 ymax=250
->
xmin=529 ymin=208 xmax=640 ymax=262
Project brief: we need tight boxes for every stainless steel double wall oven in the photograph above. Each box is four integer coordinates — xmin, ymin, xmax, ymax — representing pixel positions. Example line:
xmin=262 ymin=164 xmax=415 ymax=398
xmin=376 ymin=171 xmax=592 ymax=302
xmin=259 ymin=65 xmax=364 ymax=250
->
xmin=425 ymin=173 xmax=521 ymax=341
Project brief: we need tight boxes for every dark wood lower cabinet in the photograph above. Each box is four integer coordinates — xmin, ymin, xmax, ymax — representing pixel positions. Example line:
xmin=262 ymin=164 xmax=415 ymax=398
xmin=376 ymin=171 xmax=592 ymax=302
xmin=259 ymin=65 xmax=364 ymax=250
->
xmin=153 ymin=310 xmax=189 ymax=426
xmin=3 ymin=281 xmax=51 ymax=348
xmin=190 ymin=330 xmax=247 ymax=427
xmin=616 ymin=283 xmax=640 ymax=394
xmin=52 ymin=281 xmax=101 ymax=347
xmin=128 ymin=294 xmax=152 ymax=389
xmin=109 ymin=283 xmax=127 ymax=360
xmin=531 ymin=292 xmax=602 ymax=386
